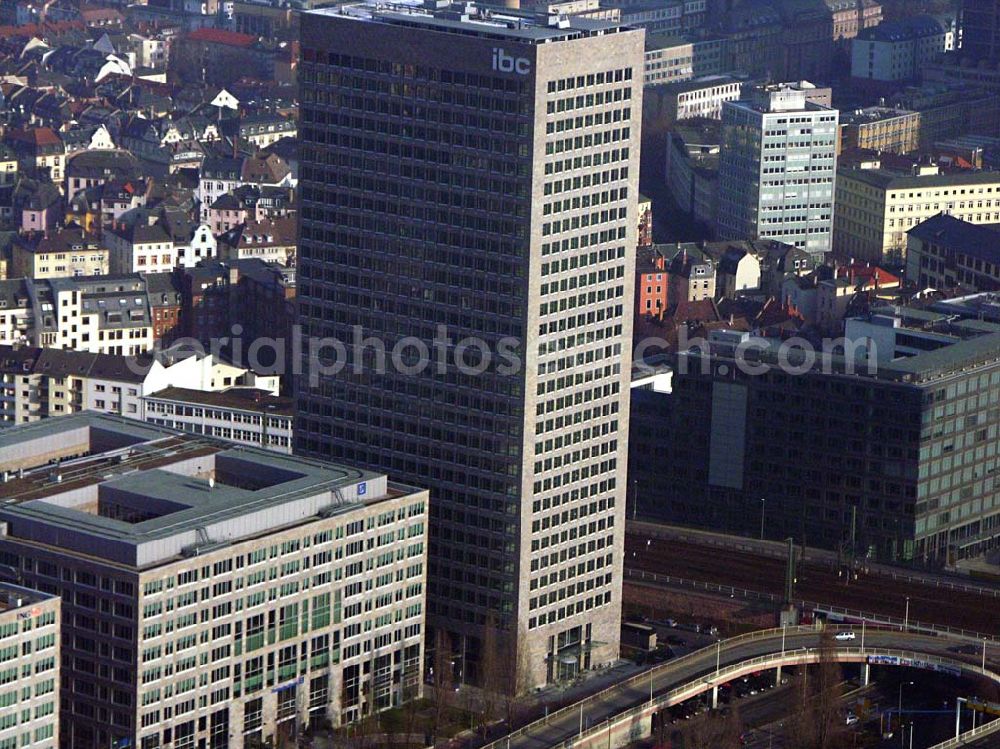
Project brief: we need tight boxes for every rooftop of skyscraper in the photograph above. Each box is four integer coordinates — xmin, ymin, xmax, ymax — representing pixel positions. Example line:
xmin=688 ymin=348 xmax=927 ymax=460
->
xmin=309 ymin=0 xmax=628 ymax=40
xmin=0 ymin=582 xmax=56 ymax=613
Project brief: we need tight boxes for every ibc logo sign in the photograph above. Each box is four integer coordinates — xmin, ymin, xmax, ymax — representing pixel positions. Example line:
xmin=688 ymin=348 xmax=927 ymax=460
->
xmin=492 ymin=47 xmax=531 ymax=75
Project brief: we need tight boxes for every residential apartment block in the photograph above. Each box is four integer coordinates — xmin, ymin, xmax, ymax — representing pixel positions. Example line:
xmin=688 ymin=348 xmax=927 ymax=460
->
xmin=0 ymin=414 xmax=428 ymax=749
xmin=834 ymin=165 xmax=1000 ymax=263
xmin=0 ymin=583 xmax=60 ymax=749
xmin=298 ymin=0 xmax=642 ymax=685
xmin=0 ymin=344 xmax=280 ymax=426
xmin=11 ymin=227 xmax=110 ymax=279
xmin=716 ymin=84 xmax=839 ymax=254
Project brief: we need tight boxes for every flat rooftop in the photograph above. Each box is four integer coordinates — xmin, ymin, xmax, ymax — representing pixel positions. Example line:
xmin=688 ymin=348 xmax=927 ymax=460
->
xmin=841 ymin=107 xmax=915 ymax=125
xmin=309 ymin=0 xmax=629 ymax=41
xmin=680 ymin=309 xmax=1000 ymax=385
xmin=0 ymin=582 xmax=56 ymax=614
xmin=0 ymin=413 xmax=417 ymax=568
xmin=837 ymin=167 xmax=1000 ymax=191
xmin=658 ymin=74 xmax=742 ymax=94
xmin=146 ymin=386 xmax=295 ymax=416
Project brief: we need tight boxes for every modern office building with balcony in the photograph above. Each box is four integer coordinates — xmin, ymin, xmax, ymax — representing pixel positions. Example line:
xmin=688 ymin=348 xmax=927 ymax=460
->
xmin=297 ymin=0 xmax=643 ymax=686
xmin=0 ymin=413 xmax=428 ymax=749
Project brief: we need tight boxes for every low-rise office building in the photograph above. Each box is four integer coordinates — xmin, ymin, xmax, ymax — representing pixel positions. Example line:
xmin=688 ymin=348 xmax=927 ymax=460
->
xmin=906 ymin=213 xmax=1000 ymax=291
xmin=630 ymin=311 xmax=1000 ymax=564
xmin=839 ymin=106 xmax=921 ymax=154
xmin=643 ymin=33 xmax=725 ymax=86
xmin=143 ymin=386 xmax=294 ymax=453
xmin=664 ymin=119 xmax=720 ymax=228
xmin=834 ymin=164 xmax=1000 ymax=263
xmin=0 ymin=583 xmax=60 ymax=749
xmin=850 ymin=15 xmax=952 ymax=84
xmin=655 ymin=75 xmax=744 ymax=123
xmin=0 ymin=414 xmax=429 ymax=749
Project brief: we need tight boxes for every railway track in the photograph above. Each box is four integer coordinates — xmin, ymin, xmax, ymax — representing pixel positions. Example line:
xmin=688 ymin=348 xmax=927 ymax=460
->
xmin=624 ymin=534 xmax=1000 ymax=636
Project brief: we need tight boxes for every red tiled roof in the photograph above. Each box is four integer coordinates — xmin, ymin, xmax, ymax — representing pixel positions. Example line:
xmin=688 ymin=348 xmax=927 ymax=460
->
xmin=185 ymin=28 xmax=255 ymax=48
xmin=81 ymin=7 xmax=123 ymax=20
xmin=10 ymin=127 xmax=61 ymax=147
xmin=0 ymin=19 xmax=83 ymax=38
xmin=836 ymin=264 xmax=901 ymax=288
xmin=673 ymin=299 xmax=720 ymax=325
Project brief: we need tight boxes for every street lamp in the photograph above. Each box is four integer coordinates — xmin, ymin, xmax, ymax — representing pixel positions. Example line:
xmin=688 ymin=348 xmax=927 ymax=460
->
xmin=903 ymin=597 xmax=910 ymax=631
xmin=898 ymin=681 xmax=914 ymax=748
xmin=759 ymin=498 xmax=766 ymax=541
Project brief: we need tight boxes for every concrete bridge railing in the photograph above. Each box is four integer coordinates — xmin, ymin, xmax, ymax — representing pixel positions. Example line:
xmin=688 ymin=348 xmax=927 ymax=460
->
xmin=478 ymin=625 xmax=817 ymax=749
xmin=485 ymin=634 xmax=1000 ymax=749
xmin=926 ymin=718 xmax=1000 ymax=749
xmin=550 ymin=646 xmax=1000 ymax=749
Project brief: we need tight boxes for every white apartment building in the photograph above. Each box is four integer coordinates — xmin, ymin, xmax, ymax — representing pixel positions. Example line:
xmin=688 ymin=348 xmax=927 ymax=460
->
xmin=0 ymin=280 xmax=33 ymax=346
xmin=106 ymin=222 xmax=179 ymax=275
xmin=198 ymin=158 xmax=243 ymax=224
xmin=0 ymin=344 xmax=281 ymax=425
xmin=39 ymin=276 xmax=154 ymax=356
xmin=0 ymin=414 xmax=428 ymax=749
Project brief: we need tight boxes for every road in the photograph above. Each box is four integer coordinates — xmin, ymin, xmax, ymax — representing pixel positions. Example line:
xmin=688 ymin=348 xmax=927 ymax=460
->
xmin=624 ymin=534 xmax=1000 ymax=636
xmin=488 ymin=629 xmax=998 ymax=749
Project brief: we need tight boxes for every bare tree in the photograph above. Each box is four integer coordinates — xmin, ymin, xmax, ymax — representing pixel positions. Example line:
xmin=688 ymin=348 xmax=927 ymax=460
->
xmin=686 ymin=706 xmax=741 ymax=749
xmin=786 ymin=630 xmax=847 ymax=749
xmin=429 ymin=630 xmax=456 ymax=747
xmin=507 ymin=628 xmax=534 ymax=731
xmin=399 ymin=677 xmax=423 ymax=749
xmin=476 ymin=620 xmax=503 ymax=739
xmin=813 ymin=629 xmax=845 ymax=749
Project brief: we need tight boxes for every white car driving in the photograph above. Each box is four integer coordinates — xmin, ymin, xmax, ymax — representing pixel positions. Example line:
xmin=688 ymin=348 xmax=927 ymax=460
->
xmin=834 ymin=631 xmax=856 ymax=641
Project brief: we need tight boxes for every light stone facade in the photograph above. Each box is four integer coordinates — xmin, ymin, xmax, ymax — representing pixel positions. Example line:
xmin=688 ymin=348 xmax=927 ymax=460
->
xmin=0 ymin=583 xmax=60 ymax=749
xmin=0 ymin=414 xmax=427 ymax=749
xmin=297 ymin=2 xmax=642 ymax=686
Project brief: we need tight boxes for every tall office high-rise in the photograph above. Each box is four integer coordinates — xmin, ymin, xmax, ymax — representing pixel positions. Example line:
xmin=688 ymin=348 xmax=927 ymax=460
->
xmin=297 ymin=1 xmax=644 ymax=685
xmin=716 ymin=84 xmax=839 ymax=255
xmin=962 ymin=0 xmax=1000 ymax=62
